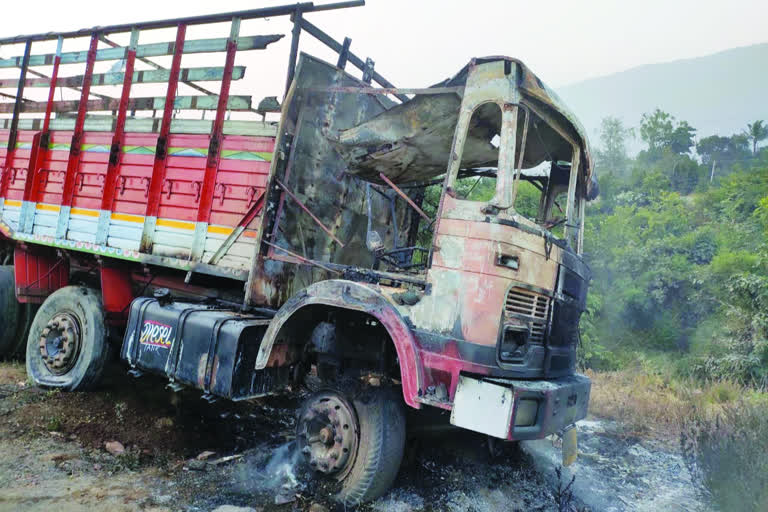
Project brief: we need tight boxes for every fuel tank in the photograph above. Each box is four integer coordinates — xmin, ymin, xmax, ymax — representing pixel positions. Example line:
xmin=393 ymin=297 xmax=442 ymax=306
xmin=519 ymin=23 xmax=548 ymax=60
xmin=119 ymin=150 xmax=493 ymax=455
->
xmin=120 ymin=296 xmax=288 ymax=400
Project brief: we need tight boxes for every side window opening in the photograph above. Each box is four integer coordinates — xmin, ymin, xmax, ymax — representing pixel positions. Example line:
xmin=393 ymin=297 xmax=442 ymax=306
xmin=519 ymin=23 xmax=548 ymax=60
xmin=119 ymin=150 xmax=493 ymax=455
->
xmin=455 ymin=102 xmax=502 ymax=201
xmin=514 ymin=179 xmax=544 ymax=220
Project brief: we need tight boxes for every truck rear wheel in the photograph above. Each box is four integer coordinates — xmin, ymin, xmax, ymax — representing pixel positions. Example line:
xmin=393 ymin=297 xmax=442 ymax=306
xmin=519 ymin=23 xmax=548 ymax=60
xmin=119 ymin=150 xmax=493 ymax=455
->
xmin=297 ymin=387 xmax=406 ymax=505
xmin=0 ymin=266 xmax=20 ymax=357
xmin=25 ymin=286 xmax=109 ymax=390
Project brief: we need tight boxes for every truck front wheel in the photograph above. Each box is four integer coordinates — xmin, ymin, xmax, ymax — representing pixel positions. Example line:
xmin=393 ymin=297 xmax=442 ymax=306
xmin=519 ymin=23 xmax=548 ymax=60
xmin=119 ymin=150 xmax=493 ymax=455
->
xmin=297 ymin=387 xmax=406 ymax=506
xmin=25 ymin=286 xmax=109 ymax=390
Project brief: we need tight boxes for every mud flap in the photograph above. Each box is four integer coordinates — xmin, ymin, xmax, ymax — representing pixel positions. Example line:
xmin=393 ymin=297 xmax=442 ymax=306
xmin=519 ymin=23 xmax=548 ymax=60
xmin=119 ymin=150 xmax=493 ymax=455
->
xmin=561 ymin=425 xmax=577 ymax=466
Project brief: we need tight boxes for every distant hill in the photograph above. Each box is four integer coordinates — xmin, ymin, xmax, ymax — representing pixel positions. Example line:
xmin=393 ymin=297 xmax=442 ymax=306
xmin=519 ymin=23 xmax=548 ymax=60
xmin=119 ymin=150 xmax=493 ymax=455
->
xmin=556 ymin=43 xmax=768 ymax=154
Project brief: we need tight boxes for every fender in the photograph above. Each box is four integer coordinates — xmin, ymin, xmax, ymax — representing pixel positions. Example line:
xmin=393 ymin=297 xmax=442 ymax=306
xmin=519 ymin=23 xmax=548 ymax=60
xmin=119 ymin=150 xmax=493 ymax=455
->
xmin=255 ymin=279 xmax=423 ymax=409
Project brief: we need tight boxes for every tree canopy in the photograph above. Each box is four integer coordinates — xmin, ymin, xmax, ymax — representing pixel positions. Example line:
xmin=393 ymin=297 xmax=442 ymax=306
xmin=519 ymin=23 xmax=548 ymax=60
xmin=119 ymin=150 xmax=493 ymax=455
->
xmin=595 ymin=116 xmax=633 ymax=176
xmin=638 ymin=108 xmax=696 ymax=161
xmin=746 ymin=120 xmax=768 ymax=155
xmin=581 ymin=113 xmax=768 ymax=385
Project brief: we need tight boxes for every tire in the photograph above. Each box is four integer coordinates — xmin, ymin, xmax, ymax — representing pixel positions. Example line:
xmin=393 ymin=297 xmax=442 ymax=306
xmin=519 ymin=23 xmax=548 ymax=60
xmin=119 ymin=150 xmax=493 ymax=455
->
xmin=0 ymin=266 xmax=20 ymax=358
xmin=11 ymin=303 xmax=38 ymax=356
xmin=25 ymin=286 xmax=109 ymax=390
xmin=297 ymin=387 xmax=406 ymax=506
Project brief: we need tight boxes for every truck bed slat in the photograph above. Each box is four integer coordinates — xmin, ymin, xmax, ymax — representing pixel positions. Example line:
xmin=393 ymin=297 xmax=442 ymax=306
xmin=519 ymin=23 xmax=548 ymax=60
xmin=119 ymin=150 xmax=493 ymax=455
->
xmin=0 ymin=35 xmax=283 ymax=69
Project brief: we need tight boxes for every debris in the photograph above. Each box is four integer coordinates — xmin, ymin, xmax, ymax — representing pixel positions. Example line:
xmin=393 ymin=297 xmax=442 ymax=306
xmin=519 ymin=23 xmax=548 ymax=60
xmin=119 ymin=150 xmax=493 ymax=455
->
xmin=274 ymin=488 xmax=296 ymax=505
xmin=154 ymin=495 xmax=173 ymax=505
xmin=207 ymin=453 xmax=244 ymax=466
xmin=309 ymin=503 xmax=329 ymax=512
xmin=186 ymin=459 xmax=207 ymax=471
xmin=41 ymin=452 xmax=78 ymax=462
xmin=211 ymin=507 xmax=260 ymax=512
xmin=154 ymin=417 xmax=174 ymax=429
xmin=105 ymin=440 xmax=125 ymax=455
xmin=196 ymin=450 xmax=216 ymax=460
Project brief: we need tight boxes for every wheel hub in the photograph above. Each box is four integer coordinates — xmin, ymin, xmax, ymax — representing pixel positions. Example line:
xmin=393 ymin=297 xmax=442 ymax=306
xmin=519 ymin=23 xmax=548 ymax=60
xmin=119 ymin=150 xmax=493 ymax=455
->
xmin=39 ymin=312 xmax=81 ymax=375
xmin=298 ymin=394 xmax=359 ymax=479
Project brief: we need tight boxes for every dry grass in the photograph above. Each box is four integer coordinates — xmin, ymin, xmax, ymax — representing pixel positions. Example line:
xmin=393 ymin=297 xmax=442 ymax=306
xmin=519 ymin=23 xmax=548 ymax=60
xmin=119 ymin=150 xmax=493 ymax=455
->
xmin=585 ymin=368 xmax=745 ymax=442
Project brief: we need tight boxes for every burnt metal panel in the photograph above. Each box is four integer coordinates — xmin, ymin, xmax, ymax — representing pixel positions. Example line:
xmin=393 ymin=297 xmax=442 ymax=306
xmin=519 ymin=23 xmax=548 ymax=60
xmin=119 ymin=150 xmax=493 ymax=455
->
xmin=248 ymin=54 xmax=409 ymax=307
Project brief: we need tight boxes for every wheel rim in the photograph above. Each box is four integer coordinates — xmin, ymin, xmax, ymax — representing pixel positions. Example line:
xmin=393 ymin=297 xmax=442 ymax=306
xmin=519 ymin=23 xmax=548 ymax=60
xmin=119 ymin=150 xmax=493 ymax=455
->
xmin=298 ymin=393 xmax=359 ymax=479
xmin=38 ymin=312 xmax=81 ymax=375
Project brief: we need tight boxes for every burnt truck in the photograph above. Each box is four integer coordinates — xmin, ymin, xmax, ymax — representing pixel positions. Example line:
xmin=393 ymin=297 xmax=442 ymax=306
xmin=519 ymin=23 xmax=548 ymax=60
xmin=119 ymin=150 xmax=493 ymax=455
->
xmin=0 ymin=1 xmax=596 ymax=504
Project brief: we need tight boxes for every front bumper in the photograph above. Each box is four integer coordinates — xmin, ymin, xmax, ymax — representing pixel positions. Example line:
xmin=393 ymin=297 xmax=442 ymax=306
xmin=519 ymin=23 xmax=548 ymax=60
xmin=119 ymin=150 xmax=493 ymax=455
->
xmin=450 ymin=373 xmax=591 ymax=441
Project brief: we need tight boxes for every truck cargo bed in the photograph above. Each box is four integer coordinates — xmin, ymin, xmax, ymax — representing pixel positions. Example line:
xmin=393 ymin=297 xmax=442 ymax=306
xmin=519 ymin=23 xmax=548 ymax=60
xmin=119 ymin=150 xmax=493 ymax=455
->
xmin=0 ymin=126 xmax=275 ymax=279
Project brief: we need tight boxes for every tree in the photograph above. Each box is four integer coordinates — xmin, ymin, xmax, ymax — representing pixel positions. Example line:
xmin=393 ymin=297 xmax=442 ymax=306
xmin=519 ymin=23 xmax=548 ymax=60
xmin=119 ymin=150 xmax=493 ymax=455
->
xmin=745 ymin=120 xmax=768 ymax=155
xmin=697 ymin=134 xmax=751 ymax=166
xmin=595 ymin=116 xmax=633 ymax=176
xmin=639 ymin=109 xmax=675 ymax=155
xmin=669 ymin=156 xmax=702 ymax=195
xmin=669 ymin=121 xmax=696 ymax=155
xmin=639 ymin=109 xmax=696 ymax=161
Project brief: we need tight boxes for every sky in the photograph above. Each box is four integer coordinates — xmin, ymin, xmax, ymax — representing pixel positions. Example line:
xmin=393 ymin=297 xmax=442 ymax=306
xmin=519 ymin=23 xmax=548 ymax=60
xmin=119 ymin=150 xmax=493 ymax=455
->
xmin=1 ymin=0 xmax=766 ymax=117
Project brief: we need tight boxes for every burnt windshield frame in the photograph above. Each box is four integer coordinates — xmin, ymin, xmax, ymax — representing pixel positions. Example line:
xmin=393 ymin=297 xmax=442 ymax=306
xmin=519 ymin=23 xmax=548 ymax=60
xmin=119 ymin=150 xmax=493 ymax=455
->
xmin=519 ymin=100 xmax=583 ymax=251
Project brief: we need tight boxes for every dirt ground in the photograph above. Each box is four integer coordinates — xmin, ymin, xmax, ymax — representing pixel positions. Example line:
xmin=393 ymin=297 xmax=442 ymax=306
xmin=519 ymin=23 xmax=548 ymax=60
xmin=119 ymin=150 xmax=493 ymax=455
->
xmin=0 ymin=360 xmax=708 ymax=512
xmin=0 ymin=361 xmax=588 ymax=512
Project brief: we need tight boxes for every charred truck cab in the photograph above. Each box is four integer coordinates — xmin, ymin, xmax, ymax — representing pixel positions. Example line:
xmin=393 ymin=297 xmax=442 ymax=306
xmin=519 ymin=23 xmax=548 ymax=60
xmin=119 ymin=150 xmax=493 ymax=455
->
xmin=0 ymin=2 xmax=596 ymax=505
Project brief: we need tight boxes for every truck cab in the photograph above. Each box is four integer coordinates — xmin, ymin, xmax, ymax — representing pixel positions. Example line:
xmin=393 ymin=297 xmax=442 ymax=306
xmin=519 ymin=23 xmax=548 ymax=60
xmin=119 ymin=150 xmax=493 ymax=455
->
xmin=249 ymin=54 xmax=595 ymax=443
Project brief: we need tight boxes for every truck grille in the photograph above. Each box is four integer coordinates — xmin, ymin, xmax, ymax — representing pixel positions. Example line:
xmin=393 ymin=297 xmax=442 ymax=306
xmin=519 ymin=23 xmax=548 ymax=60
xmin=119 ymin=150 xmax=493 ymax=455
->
xmin=505 ymin=287 xmax=551 ymax=344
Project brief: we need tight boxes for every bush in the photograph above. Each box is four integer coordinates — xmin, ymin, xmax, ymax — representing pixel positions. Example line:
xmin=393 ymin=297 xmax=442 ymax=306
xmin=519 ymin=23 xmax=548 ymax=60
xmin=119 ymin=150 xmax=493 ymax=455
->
xmin=682 ymin=400 xmax=768 ymax=511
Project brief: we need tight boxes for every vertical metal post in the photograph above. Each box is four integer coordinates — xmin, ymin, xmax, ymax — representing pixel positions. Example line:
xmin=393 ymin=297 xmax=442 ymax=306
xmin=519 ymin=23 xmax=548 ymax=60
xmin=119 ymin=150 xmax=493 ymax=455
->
xmin=0 ymin=38 xmax=31 ymax=204
xmin=284 ymin=8 xmax=302 ymax=96
xmin=42 ymin=37 xmax=63 ymax=133
xmin=21 ymin=36 xmax=63 ymax=232
xmin=56 ymin=32 xmax=99 ymax=239
xmin=7 ymin=39 xmax=31 ymax=156
xmin=191 ymin=17 xmax=240 ymax=261
xmin=140 ymin=24 xmax=186 ymax=253
xmin=336 ymin=37 xmax=351 ymax=69
xmin=96 ymin=28 xmax=139 ymax=245
xmin=362 ymin=57 xmax=375 ymax=84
